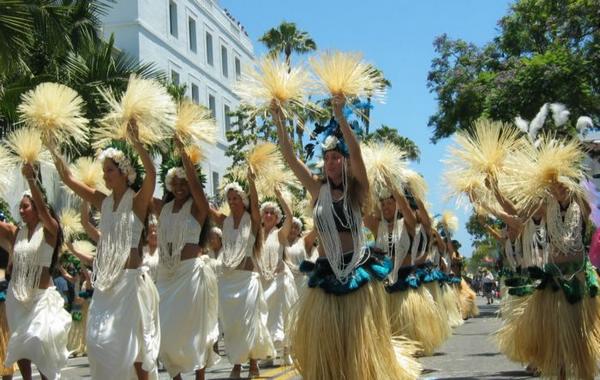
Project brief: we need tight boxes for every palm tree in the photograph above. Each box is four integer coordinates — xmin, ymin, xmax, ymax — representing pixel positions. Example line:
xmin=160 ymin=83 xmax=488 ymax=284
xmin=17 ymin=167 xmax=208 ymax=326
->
xmin=0 ymin=1 xmax=163 ymax=152
xmin=259 ymin=22 xmax=317 ymax=158
xmin=259 ymin=21 xmax=316 ymax=68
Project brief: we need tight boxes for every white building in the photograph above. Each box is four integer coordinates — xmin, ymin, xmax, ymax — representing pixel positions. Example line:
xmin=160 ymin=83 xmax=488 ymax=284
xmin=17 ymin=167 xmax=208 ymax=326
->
xmin=100 ymin=0 xmax=255 ymax=198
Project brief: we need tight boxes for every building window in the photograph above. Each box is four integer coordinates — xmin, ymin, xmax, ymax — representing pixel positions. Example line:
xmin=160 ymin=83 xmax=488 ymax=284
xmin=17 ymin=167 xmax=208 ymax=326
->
xmin=188 ymin=17 xmax=197 ymax=52
xmin=169 ymin=1 xmax=178 ymax=37
xmin=212 ymin=171 xmax=219 ymax=197
xmin=224 ymin=104 xmax=231 ymax=131
xmin=171 ymin=70 xmax=180 ymax=85
xmin=221 ymin=45 xmax=228 ymax=77
xmin=191 ymin=83 xmax=199 ymax=104
xmin=208 ymin=94 xmax=216 ymax=119
xmin=235 ymin=56 xmax=241 ymax=80
xmin=206 ymin=32 xmax=213 ymax=66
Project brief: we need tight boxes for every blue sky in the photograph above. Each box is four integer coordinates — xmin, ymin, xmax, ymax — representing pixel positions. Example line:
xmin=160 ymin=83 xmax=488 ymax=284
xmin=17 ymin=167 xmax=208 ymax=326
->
xmin=221 ymin=0 xmax=513 ymax=256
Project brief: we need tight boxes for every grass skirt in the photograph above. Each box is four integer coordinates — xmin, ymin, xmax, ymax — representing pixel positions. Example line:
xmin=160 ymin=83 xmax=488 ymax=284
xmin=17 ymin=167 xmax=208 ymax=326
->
xmin=441 ymin=283 xmax=464 ymax=327
xmin=496 ymin=261 xmax=600 ymax=379
xmin=67 ymin=299 xmax=89 ymax=356
xmin=0 ymin=301 xmax=17 ymax=376
xmin=459 ymin=279 xmax=479 ymax=319
xmin=386 ymin=285 xmax=450 ymax=356
xmin=289 ymin=280 xmax=422 ymax=380
xmin=495 ymin=293 xmax=533 ymax=365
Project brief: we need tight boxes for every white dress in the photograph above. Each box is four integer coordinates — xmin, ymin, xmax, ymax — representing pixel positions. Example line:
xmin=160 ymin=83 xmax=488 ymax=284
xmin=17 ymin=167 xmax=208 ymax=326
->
xmin=218 ymin=212 xmax=275 ymax=364
xmin=142 ymin=247 xmax=159 ymax=283
xmin=261 ymin=229 xmax=298 ymax=348
xmin=286 ymin=237 xmax=310 ymax=293
xmin=86 ymin=189 xmax=160 ymax=379
xmin=5 ymin=224 xmax=71 ymax=380
xmin=157 ymin=199 xmax=219 ymax=376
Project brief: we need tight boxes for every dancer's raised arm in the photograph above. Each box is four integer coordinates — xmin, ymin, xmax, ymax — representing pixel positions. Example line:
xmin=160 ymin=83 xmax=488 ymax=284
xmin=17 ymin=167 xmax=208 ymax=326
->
xmin=22 ymin=163 xmax=59 ymax=241
xmin=275 ymin=187 xmax=293 ymax=245
xmin=80 ymin=201 xmax=99 ymax=243
xmin=49 ymin=145 xmax=104 ymax=210
xmin=332 ymin=95 xmax=369 ymax=191
xmin=271 ymin=103 xmax=320 ymax=198
xmin=176 ymin=138 xmax=209 ymax=224
xmin=130 ymin=122 xmax=156 ymax=220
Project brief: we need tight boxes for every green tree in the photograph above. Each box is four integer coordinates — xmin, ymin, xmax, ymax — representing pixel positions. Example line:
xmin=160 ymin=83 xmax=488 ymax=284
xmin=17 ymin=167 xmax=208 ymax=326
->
xmin=259 ymin=21 xmax=316 ymax=68
xmin=364 ymin=125 xmax=420 ymax=161
xmin=427 ymin=0 xmax=600 ymax=142
xmin=0 ymin=1 xmax=163 ymax=156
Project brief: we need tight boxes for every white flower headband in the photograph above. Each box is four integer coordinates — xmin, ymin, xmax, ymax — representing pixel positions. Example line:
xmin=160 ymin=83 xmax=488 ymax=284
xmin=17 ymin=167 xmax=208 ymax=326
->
xmin=260 ymin=201 xmax=282 ymax=224
xmin=165 ymin=167 xmax=186 ymax=192
xmin=223 ymin=182 xmax=249 ymax=208
xmin=292 ymin=216 xmax=303 ymax=230
xmin=98 ymin=148 xmax=137 ymax=185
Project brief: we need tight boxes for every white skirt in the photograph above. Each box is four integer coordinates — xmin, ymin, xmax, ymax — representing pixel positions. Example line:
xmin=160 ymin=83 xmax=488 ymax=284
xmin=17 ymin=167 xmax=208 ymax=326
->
xmin=157 ymin=256 xmax=219 ymax=376
xmin=262 ymin=266 xmax=298 ymax=347
xmin=87 ymin=268 xmax=160 ymax=379
xmin=294 ymin=273 xmax=309 ymax=296
xmin=5 ymin=286 xmax=71 ymax=380
xmin=218 ymin=270 xmax=275 ymax=364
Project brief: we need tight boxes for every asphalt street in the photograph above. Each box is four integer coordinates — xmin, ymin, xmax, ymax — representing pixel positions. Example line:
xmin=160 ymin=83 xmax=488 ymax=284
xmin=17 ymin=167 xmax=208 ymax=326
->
xmin=10 ymin=297 xmax=541 ymax=380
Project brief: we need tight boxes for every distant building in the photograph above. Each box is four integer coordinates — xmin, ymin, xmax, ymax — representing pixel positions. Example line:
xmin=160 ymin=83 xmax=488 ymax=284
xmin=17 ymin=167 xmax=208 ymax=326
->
xmin=100 ymin=0 xmax=255 ymax=197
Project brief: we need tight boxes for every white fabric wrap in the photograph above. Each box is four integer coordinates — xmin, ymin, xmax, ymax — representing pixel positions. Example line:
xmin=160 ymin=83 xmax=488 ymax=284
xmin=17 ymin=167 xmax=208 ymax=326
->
xmin=142 ymin=248 xmax=159 ymax=283
xmin=218 ymin=270 xmax=275 ymax=364
xmin=86 ymin=268 xmax=160 ymax=379
xmin=262 ymin=265 xmax=298 ymax=348
xmin=5 ymin=286 xmax=71 ymax=380
xmin=157 ymin=256 xmax=219 ymax=376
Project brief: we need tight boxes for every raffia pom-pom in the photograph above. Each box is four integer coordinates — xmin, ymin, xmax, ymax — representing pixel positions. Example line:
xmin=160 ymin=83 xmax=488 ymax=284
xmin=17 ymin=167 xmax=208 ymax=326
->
xmin=175 ymin=101 xmax=216 ymax=146
xmin=94 ymin=75 xmax=176 ymax=149
xmin=3 ymin=127 xmax=52 ymax=166
xmin=361 ymin=141 xmax=408 ymax=211
xmin=309 ymin=51 xmax=386 ymax=101
xmin=403 ymin=168 xmax=428 ymax=203
xmin=441 ymin=211 xmax=459 ymax=235
xmin=447 ymin=118 xmax=523 ymax=177
xmin=234 ymin=57 xmax=313 ymax=118
xmin=60 ymin=208 xmax=84 ymax=242
xmin=72 ymin=239 xmax=96 ymax=257
xmin=18 ymin=82 xmax=89 ymax=152
xmin=71 ymin=157 xmax=108 ymax=194
xmin=504 ymin=135 xmax=585 ymax=209
xmin=246 ymin=141 xmax=300 ymax=198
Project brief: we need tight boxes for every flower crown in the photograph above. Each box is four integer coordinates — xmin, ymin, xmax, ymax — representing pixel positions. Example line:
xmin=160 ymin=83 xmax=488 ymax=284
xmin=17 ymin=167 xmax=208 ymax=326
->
xmin=223 ymin=182 xmax=249 ymax=208
xmin=165 ymin=167 xmax=186 ymax=192
xmin=260 ymin=200 xmax=282 ymax=224
xmin=292 ymin=216 xmax=303 ymax=230
xmin=98 ymin=147 xmax=136 ymax=185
